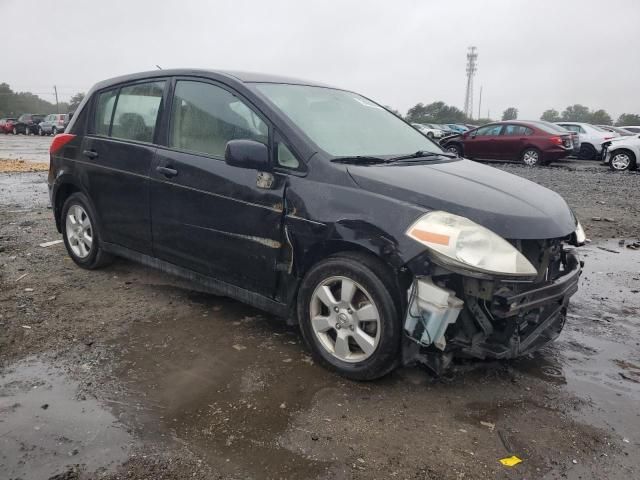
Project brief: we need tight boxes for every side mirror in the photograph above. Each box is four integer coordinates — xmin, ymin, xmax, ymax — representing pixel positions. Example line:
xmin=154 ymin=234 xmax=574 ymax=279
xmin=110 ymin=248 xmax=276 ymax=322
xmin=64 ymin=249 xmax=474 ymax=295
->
xmin=225 ymin=139 xmax=270 ymax=171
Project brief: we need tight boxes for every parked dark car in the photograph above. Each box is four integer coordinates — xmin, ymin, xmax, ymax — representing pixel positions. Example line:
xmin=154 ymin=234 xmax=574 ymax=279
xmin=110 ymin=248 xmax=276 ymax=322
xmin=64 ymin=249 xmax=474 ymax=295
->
xmin=48 ymin=69 xmax=584 ymax=379
xmin=0 ymin=117 xmax=17 ymax=134
xmin=38 ymin=114 xmax=67 ymax=136
xmin=13 ymin=113 xmax=45 ymax=135
xmin=62 ymin=111 xmax=74 ymax=130
xmin=441 ymin=120 xmax=574 ymax=166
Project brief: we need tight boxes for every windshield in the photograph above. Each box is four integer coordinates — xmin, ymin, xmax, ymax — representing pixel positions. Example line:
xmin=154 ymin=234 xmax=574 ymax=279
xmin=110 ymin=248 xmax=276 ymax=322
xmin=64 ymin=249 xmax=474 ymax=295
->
xmin=254 ymin=83 xmax=441 ymax=157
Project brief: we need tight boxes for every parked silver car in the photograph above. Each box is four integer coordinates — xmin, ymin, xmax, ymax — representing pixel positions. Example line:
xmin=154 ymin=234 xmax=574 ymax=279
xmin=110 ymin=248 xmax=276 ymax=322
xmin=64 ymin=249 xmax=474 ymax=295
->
xmin=555 ymin=122 xmax=617 ymax=160
xmin=38 ymin=114 xmax=67 ymax=136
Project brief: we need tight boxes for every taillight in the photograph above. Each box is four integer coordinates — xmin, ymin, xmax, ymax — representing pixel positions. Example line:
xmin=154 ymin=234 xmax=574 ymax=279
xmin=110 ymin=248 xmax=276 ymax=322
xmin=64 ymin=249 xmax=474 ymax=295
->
xmin=603 ymin=136 xmax=614 ymax=140
xmin=550 ymin=136 xmax=563 ymax=146
xmin=50 ymin=133 xmax=76 ymax=155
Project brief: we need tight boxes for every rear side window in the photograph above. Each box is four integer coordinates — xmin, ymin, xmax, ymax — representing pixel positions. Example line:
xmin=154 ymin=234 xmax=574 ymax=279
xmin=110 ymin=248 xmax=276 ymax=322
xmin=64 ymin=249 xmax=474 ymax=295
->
xmin=502 ymin=125 xmax=533 ymax=136
xmin=111 ymin=82 xmax=165 ymax=143
xmin=169 ymin=80 xmax=268 ymax=159
xmin=92 ymin=81 xmax=164 ymax=142
xmin=94 ymin=89 xmax=118 ymax=136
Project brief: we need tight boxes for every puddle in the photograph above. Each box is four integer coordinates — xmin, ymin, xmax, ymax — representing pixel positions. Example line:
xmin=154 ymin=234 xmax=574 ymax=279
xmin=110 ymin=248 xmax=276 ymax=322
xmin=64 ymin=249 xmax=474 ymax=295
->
xmin=513 ymin=240 xmax=640 ymax=440
xmin=0 ymin=172 xmax=49 ymax=208
xmin=0 ymin=358 xmax=134 ymax=479
xmin=110 ymin=292 xmax=337 ymax=479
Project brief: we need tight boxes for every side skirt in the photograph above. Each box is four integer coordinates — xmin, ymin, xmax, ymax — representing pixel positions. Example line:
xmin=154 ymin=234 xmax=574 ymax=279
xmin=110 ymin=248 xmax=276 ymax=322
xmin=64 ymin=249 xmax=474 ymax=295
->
xmin=102 ymin=242 xmax=289 ymax=318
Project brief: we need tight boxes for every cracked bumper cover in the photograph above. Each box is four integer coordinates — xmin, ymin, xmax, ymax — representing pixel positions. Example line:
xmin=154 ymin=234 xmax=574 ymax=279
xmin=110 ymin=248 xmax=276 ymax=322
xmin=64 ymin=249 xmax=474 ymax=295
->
xmin=471 ymin=250 xmax=582 ymax=359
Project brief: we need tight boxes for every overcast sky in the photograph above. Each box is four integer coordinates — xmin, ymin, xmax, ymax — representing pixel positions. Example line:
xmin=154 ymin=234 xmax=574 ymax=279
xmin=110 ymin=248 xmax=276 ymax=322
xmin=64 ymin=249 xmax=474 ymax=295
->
xmin=2 ymin=0 xmax=639 ymax=120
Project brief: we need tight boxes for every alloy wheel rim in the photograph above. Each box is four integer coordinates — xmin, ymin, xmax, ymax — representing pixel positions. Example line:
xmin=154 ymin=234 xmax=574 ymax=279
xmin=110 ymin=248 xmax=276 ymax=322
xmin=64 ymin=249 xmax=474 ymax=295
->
xmin=310 ymin=276 xmax=381 ymax=363
xmin=611 ymin=153 xmax=630 ymax=170
xmin=523 ymin=150 xmax=538 ymax=166
xmin=65 ymin=204 xmax=93 ymax=258
xmin=447 ymin=146 xmax=459 ymax=156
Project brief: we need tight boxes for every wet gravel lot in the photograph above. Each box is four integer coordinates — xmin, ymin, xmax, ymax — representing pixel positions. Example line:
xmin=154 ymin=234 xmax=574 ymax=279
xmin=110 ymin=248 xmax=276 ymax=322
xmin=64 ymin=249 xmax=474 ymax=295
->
xmin=1 ymin=140 xmax=639 ymax=479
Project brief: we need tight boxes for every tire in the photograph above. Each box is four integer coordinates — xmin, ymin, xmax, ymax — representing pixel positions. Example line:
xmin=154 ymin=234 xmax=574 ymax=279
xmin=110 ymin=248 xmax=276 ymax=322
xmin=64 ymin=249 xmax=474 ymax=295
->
xmin=297 ymin=252 xmax=402 ymax=381
xmin=427 ymin=132 xmax=434 ymax=139
xmin=578 ymin=143 xmax=597 ymax=160
xmin=609 ymin=150 xmax=636 ymax=171
xmin=521 ymin=148 xmax=542 ymax=166
xmin=61 ymin=192 xmax=113 ymax=269
xmin=446 ymin=143 xmax=463 ymax=157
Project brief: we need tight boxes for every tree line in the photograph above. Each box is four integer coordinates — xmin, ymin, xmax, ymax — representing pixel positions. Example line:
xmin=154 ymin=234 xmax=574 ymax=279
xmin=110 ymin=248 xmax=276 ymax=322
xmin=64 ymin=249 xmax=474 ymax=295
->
xmin=403 ymin=100 xmax=640 ymax=127
xmin=0 ymin=83 xmax=85 ymax=118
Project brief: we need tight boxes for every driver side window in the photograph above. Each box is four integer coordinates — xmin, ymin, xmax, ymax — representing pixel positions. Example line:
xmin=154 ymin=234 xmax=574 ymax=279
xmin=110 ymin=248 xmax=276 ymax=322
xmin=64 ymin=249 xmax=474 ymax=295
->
xmin=169 ymin=80 xmax=268 ymax=159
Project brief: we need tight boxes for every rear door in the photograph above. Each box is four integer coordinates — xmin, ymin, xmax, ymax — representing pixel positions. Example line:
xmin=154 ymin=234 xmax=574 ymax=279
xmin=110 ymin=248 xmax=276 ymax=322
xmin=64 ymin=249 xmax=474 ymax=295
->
xmin=149 ymin=78 xmax=285 ymax=296
xmin=81 ymin=79 xmax=167 ymax=255
xmin=499 ymin=124 xmax=532 ymax=160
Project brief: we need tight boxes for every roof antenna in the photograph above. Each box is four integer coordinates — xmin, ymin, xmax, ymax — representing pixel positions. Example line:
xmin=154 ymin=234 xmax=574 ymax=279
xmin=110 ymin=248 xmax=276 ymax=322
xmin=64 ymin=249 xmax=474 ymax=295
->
xmin=155 ymin=65 xmax=163 ymax=70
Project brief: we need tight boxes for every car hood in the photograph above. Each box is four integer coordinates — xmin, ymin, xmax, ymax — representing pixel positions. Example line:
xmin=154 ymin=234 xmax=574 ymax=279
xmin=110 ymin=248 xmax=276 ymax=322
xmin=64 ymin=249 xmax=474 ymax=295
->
xmin=347 ymin=159 xmax=576 ymax=240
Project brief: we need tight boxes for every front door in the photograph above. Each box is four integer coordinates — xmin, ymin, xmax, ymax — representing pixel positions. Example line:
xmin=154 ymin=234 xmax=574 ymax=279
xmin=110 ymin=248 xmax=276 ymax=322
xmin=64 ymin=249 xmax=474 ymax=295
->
xmin=81 ymin=80 xmax=166 ymax=255
xmin=464 ymin=124 xmax=503 ymax=158
xmin=150 ymin=79 xmax=284 ymax=296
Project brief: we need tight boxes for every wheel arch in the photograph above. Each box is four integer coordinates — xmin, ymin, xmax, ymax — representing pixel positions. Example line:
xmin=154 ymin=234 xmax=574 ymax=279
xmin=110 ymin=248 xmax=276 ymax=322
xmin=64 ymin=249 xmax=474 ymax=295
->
xmin=52 ymin=178 xmax=92 ymax=233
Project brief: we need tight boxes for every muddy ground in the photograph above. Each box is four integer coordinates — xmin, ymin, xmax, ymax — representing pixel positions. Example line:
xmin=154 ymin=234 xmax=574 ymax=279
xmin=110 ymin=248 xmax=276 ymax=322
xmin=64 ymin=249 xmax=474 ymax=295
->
xmin=1 ymin=161 xmax=639 ymax=479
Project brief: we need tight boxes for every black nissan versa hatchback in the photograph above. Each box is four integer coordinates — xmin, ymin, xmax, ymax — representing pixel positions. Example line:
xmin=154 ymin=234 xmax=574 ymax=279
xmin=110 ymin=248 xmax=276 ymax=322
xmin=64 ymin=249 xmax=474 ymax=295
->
xmin=48 ymin=69 xmax=585 ymax=380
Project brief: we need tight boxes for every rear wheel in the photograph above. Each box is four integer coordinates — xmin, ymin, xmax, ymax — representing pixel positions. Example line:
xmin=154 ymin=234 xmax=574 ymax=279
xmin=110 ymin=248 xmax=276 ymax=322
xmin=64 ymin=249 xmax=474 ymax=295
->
xmin=297 ymin=252 xmax=402 ymax=380
xmin=578 ymin=143 xmax=597 ymax=160
xmin=61 ymin=193 xmax=113 ymax=269
xmin=521 ymin=148 xmax=542 ymax=166
xmin=427 ymin=131 xmax=434 ymax=139
xmin=609 ymin=150 xmax=636 ymax=171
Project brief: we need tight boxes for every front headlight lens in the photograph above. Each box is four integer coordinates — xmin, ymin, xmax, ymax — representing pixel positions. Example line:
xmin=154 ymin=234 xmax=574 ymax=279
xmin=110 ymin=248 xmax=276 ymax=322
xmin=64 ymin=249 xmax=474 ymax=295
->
xmin=406 ymin=211 xmax=538 ymax=276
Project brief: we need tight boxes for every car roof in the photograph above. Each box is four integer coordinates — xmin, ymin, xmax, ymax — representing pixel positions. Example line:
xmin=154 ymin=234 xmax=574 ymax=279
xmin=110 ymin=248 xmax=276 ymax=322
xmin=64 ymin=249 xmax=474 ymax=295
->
xmin=92 ymin=69 xmax=333 ymax=91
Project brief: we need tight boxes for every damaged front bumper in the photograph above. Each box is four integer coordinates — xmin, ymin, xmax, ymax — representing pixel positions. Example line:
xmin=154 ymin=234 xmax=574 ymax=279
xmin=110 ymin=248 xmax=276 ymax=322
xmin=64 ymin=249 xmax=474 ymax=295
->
xmin=404 ymin=249 xmax=582 ymax=370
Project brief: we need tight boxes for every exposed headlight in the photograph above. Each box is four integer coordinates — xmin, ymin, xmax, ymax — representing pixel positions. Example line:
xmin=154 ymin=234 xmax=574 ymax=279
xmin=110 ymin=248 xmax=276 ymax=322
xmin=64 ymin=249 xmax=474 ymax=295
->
xmin=406 ymin=211 xmax=538 ymax=277
xmin=574 ymin=221 xmax=586 ymax=246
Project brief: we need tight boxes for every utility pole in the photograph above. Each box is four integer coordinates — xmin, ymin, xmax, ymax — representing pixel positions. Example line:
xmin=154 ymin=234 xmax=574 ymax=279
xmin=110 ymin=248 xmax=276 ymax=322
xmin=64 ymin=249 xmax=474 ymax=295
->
xmin=463 ymin=46 xmax=478 ymax=120
xmin=478 ymin=86 xmax=482 ymax=120
xmin=54 ymin=85 xmax=59 ymax=113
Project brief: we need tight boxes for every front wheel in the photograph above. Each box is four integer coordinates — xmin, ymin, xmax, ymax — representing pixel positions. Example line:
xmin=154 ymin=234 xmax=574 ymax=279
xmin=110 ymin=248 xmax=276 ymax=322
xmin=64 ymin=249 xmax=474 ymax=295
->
xmin=61 ymin=193 xmax=113 ymax=269
xmin=445 ymin=143 xmax=463 ymax=157
xmin=297 ymin=253 xmax=401 ymax=380
xmin=609 ymin=150 xmax=636 ymax=171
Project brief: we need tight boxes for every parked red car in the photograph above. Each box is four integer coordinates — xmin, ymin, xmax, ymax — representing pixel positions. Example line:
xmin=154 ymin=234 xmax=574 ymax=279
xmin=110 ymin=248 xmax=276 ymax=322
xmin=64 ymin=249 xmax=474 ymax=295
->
xmin=0 ymin=117 xmax=17 ymax=134
xmin=441 ymin=120 xmax=573 ymax=166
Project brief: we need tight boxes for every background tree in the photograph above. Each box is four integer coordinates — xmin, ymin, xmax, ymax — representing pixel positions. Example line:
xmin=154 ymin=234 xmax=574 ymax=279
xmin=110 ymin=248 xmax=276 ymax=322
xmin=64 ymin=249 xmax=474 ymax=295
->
xmin=540 ymin=109 xmax=560 ymax=122
xmin=0 ymin=83 xmax=69 ymax=117
xmin=406 ymin=101 xmax=466 ymax=124
xmin=561 ymin=104 xmax=591 ymax=122
xmin=616 ymin=113 xmax=640 ymax=126
xmin=68 ymin=92 xmax=85 ymax=112
xmin=502 ymin=107 xmax=518 ymax=121
xmin=589 ymin=109 xmax=612 ymax=125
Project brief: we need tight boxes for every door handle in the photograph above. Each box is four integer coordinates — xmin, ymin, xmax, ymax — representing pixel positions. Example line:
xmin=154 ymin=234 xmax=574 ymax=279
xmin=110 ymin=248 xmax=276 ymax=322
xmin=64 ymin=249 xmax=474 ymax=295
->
xmin=156 ymin=166 xmax=178 ymax=178
xmin=83 ymin=150 xmax=98 ymax=159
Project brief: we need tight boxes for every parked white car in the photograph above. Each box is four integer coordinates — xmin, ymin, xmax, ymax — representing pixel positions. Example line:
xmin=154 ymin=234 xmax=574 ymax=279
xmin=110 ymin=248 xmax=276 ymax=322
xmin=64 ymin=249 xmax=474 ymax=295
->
xmin=411 ymin=123 xmax=446 ymax=139
xmin=621 ymin=125 xmax=640 ymax=134
xmin=555 ymin=122 xmax=617 ymax=160
xmin=601 ymin=135 xmax=640 ymax=171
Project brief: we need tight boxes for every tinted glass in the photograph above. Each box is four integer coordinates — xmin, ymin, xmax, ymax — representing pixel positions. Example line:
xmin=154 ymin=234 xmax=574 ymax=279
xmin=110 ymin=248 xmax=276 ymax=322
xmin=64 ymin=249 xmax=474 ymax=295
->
xmin=94 ymin=89 xmax=118 ymax=136
xmin=169 ymin=81 xmax=268 ymax=158
xmin=111 ymin=82 xmax=164 ymax=143
xmin=255 ymin=83 xmax=441 ymax=156
xmin=476 ymin=125 xmax=502 ymax=136
xmin=277 ymin=143 xmax=300 ymax=169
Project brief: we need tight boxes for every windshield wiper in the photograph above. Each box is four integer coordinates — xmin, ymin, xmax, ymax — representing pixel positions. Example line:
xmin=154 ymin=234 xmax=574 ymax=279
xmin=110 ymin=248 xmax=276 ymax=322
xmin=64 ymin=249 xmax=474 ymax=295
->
xmin=330 ymin=156 xmax=389 ymax=164
xmin=387 ymin=151 xmax=456 ymax=162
